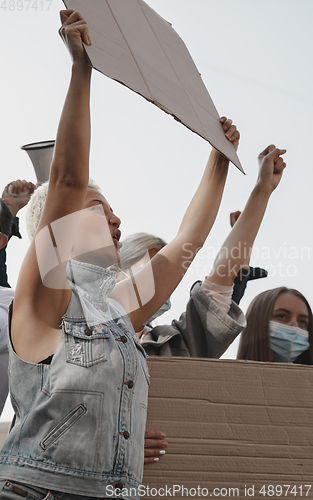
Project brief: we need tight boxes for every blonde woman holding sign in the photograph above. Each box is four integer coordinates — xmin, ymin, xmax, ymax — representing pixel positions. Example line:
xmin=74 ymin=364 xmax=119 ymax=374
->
xmin=0 ymin=10 xmax=242 ymax=500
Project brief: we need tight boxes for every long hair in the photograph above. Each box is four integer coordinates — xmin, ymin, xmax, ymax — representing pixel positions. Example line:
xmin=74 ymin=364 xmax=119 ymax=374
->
xmin=119 ymin=232 xmax=167 ymax=271
xmin=237 ymin=287 xmax=313 ymax=362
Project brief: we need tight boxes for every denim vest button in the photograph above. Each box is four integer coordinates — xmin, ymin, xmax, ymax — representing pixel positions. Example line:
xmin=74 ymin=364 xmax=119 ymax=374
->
xmin=84 ymin=327 xmax=92 ymax=336
xmin=123 ymin=430 xmax=130 ymax=439
xmin=120 ymin=335 xmax=127 ymax=343
xmin=115 ymin=482 xmax=124 ymax=490
xmin=127 ymin=380 xmax=134 ymax=389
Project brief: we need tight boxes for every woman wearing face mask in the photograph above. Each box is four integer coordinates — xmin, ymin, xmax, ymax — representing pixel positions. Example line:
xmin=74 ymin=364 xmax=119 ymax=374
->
xmin=237 ymin=288 xmax=313 ymax=364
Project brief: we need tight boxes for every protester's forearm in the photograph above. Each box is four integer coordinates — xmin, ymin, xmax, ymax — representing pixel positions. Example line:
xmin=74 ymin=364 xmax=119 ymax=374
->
xmin=210 ymin=183 xmax=272 ymax=286
xmin=177 ymin=150 xmax=229 ymax=255
xmin=50 ymin=60 xmax=92 ymax=188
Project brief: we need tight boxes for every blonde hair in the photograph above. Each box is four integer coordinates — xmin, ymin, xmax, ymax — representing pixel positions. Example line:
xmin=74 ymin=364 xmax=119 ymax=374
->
xmin=26 ymin=179 xmax=101 ymax=240
xmin=119 ymin=232 xmax=167 ymax=271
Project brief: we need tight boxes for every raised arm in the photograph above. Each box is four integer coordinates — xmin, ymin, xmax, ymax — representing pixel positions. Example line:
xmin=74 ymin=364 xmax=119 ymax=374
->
xmin=175 ymin=117 xmax=239 ymax=253
xmin=208 ymin=145 xmax=286 ymax=287
xmin=40 ymin=10 xmax=92 ymax=228
xmin=115 ymin=118 xmax=240 ymax=331
xmin=0 ymin=179 xmax=35 ymax=287
xmin=12 ymin=11 xmax=92 ymax=360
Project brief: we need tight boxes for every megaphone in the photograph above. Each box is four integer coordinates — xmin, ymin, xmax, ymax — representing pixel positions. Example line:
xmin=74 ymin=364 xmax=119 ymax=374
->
xmin=21 ymin=140 xmax=55 ymax=184
xmin=8 ymin=140 xmax=55 ymax=196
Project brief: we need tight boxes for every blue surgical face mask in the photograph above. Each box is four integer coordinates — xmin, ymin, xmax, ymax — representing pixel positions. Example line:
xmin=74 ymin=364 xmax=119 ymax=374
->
xmin=145 ymin=298 xmax=172 ymax=325
xmin=269 ymin=320 xmax=310 ymax=363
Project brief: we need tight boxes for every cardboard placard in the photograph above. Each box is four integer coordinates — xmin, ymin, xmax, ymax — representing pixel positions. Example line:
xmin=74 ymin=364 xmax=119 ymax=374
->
xmin=144 ymin=357 xmax=313 ymax=499
xmin=63 ymin=0 xmax=244 ymax=172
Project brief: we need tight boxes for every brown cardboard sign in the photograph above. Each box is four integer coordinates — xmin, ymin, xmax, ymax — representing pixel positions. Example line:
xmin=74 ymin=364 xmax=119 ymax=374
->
xmin=63 ymin=0 xmax=244 ymax=173
xmin=144 ymin=357 xmax=313 ymax=498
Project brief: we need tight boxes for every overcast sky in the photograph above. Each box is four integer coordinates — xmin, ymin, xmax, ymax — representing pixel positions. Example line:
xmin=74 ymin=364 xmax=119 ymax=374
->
xmin=1 ymin=0 xmax=312 ymax=421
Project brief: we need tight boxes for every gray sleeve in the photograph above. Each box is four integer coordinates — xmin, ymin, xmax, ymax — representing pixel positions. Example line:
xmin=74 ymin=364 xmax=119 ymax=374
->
xmin=171 ymin=282 xmax=246 ymax=358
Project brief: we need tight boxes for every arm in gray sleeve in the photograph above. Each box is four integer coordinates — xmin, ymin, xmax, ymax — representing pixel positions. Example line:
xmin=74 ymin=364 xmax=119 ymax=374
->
xmin=171 ymin=282 xmax=246 ymax=358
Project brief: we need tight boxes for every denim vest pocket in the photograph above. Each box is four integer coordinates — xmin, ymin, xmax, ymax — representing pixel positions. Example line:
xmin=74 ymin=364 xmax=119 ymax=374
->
xmin=64 ymin=321 xmax=109 ymax=368
xmin=40 ymin=404 xmax=87 ymax=450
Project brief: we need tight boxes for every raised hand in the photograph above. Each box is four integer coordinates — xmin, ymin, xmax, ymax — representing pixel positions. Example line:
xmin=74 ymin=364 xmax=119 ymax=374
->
xmin=59 ymin=10 xmax=91 ymax=63
xmin=220 ymin=117 xmax=240 ymax=151
xmin=2 ymin=180 xmax=35 ymax=217
xmin=230 ymin=210 xmax=241 ymax=228
xmin=257 ymin=145 xmax=287 ymax=192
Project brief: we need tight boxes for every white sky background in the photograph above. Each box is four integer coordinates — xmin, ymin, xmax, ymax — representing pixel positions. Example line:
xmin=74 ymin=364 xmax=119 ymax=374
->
xmin=1 ymin=0 xmax=312 ymax=421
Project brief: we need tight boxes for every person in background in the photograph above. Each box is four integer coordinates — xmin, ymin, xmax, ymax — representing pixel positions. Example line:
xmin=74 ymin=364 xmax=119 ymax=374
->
xmin=0 ymin=180 xmax=35 ymax=416
xmin=237 ymin=287 xmax=312 ymax=364
xmin=119 ymin=230 xmax=246 ymax=358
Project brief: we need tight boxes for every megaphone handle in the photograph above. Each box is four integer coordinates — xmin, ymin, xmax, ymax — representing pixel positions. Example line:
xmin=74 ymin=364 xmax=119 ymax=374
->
xmin=8 ymin=185 xmax=32 ymax=197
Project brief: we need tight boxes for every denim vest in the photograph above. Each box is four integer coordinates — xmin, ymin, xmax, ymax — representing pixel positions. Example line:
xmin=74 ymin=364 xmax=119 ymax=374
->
xmin=0 ymin=259 xmax=149 ymax=499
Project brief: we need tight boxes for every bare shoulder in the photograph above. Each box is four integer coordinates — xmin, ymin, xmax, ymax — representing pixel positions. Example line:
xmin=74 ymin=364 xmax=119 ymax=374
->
xmin=12 ymin=248 xmax=71 ymax=363
xmin=15 ymin=235 xmax=71 ymax=310
xmin=10 ymin=297 xmax=68 ymax=363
